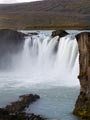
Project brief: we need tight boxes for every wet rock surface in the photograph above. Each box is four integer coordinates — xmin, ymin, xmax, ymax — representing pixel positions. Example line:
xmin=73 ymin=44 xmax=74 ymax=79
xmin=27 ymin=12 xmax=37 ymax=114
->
xmin=51 ymin=30 xmax=68 ymax=38
xmin=28 ymin=32 xmax=38 ymax=36
xmin=73 ymin=32 xmax=90 ymax=119
xmin=0 ymin=94 xmax=46 ymax=120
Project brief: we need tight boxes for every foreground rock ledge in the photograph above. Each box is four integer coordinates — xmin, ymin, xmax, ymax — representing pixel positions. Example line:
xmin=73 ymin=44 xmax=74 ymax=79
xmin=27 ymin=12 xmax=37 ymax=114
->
xmin=73 ymin=32 xmax=90 ymax=119
xmin=0 ymin=94 xmax=46 ymax=120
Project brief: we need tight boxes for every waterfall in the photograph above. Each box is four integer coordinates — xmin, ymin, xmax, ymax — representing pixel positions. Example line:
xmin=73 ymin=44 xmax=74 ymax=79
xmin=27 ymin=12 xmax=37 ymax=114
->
xmin=15 ymin=32 xmax=79 ymax=87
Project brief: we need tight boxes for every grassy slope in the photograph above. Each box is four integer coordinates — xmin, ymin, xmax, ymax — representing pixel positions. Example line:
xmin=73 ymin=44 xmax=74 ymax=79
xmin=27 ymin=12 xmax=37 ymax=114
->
xmin=0 ymin=0 xmax=90 ymax=30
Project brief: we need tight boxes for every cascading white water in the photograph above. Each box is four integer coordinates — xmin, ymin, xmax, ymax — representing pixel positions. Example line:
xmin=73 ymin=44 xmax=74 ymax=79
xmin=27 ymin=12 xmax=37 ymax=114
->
xmin=16 ymin=33 xmax=79 ymax=87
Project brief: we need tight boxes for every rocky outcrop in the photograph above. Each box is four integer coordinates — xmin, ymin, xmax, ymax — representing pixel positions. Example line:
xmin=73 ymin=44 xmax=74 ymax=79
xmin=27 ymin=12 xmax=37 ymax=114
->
xmin=0 ymin=94 xmax=46 ymax=120
xmin=28 ymin=32 xmax=38 ymax=36
xmin=73 ymin=32 xmax=90 ymax=118
xmin=0 ymin=29 xmax=26 ymax=53
xmin=0 ymin=29 xmax=26 ymax=69
xmin=51 ymin=30 xmax=68 ymax=38
xmin=5 ymin=94 xmax=40 ymax=113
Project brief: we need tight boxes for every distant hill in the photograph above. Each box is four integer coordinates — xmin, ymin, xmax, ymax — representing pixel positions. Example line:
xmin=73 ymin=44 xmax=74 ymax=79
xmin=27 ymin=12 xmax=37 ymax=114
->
xmin=0 ymin=0 xmax=90 ymax=29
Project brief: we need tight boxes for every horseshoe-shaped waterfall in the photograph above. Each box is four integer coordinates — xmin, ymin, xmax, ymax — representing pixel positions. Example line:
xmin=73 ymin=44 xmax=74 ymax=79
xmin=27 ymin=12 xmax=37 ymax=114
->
xmin=0 ymin=30 xmax=80 ymax=120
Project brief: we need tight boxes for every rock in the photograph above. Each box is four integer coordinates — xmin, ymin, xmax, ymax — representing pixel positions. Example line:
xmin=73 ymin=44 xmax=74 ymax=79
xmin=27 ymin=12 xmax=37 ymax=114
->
xmin=0 ymin=112 xmax=46 ymax=120
xmin=51 ymin=30 xmax=68 ymax=38
xmin=73 ymin=32 xmax=90 ymax=119
xmin=0 ymin=29 xmax=26 ymax=69
xmin=0 ymin=108 xmax=9 ymax=115
xmin=5 ymin=94 xmax=40 ymax=113
xmin=0 ymin=94 xmax=46 ymax=120
xmin=0 ymin=29 xmax=26 ymax=53
xmin=28 ymin=32 xmax=38 ymax=36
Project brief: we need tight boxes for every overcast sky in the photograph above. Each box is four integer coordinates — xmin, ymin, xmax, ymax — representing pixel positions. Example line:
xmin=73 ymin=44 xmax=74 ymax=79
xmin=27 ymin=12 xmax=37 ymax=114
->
xmin=0 ymin=0 xmax=42 ymax=4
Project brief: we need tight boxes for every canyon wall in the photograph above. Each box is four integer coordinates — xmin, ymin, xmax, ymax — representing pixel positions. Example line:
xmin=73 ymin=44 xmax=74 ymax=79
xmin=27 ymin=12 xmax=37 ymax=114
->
xmin=73 ymin=32 xmax=90 ymax=118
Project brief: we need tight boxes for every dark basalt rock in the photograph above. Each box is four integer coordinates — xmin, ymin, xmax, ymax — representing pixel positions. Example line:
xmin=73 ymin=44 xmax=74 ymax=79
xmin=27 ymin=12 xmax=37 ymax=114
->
xmin=0 ymin=108 xmax=9 ymax=115
xmin=28 ymin=32 xmax=38 ymax=36
xmin=0 ymin=94 xmax=46 ymax=120
xmin=51 ymin=30 xmax=68 ymax=38
xmin=0 ymin=113 xmax=46 ymax=120
xmin=5 ymin=94 xmax=40 ymax=113
xmin=73 ymin=32 xmax=90 ymax=119
xmin=0 ymin=111 xmax=46 ymax=120
xmin=0 ymin=29 xmax=26 ymax=53
xmin=0 ymin=29 xmax=26 ymax=39
xmin=0 ymin=29 xmax=26 ymax=70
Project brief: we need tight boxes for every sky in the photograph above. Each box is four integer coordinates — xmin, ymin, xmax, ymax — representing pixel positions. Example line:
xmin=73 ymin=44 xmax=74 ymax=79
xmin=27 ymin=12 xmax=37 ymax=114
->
xmin=0 ymin=0 xmax=42 ymax=4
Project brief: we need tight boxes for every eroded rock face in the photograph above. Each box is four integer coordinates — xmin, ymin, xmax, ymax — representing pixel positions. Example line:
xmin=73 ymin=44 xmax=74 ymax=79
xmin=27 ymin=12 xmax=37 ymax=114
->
xmin=73 ymin=32 xmax=90 ymax=118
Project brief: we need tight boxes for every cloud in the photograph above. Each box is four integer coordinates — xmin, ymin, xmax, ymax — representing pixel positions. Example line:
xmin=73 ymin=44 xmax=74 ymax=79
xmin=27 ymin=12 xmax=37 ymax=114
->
xmin=0 ymin=0 xmax=42 ymax=4
xmin=0 ymin=0 xmax=17 ymax=3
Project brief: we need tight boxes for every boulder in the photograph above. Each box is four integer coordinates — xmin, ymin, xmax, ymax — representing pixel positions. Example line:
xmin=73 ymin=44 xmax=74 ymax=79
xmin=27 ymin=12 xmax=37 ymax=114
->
xmin=51 ymin=30 xmax=68 ymax=38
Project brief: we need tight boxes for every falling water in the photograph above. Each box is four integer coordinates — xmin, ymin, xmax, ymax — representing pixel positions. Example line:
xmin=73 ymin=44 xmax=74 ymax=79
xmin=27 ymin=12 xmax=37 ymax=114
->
xmin=16 ymin=33 xmax=79 ymax=87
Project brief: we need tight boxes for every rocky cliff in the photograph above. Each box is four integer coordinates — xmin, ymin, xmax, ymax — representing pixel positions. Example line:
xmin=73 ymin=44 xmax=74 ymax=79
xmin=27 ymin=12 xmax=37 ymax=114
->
xmin=73 ymin=32 xmax=90 ymax=118
xmin=0 ymin=29 xmax=26 ymax=70
xmin=0 ymin=29 xmax=25 ymax=53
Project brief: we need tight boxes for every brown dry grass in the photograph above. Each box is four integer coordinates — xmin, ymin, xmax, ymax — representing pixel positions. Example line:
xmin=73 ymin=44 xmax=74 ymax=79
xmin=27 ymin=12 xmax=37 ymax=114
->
xmin=0 ymin=0 xmax=90 ymax=30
